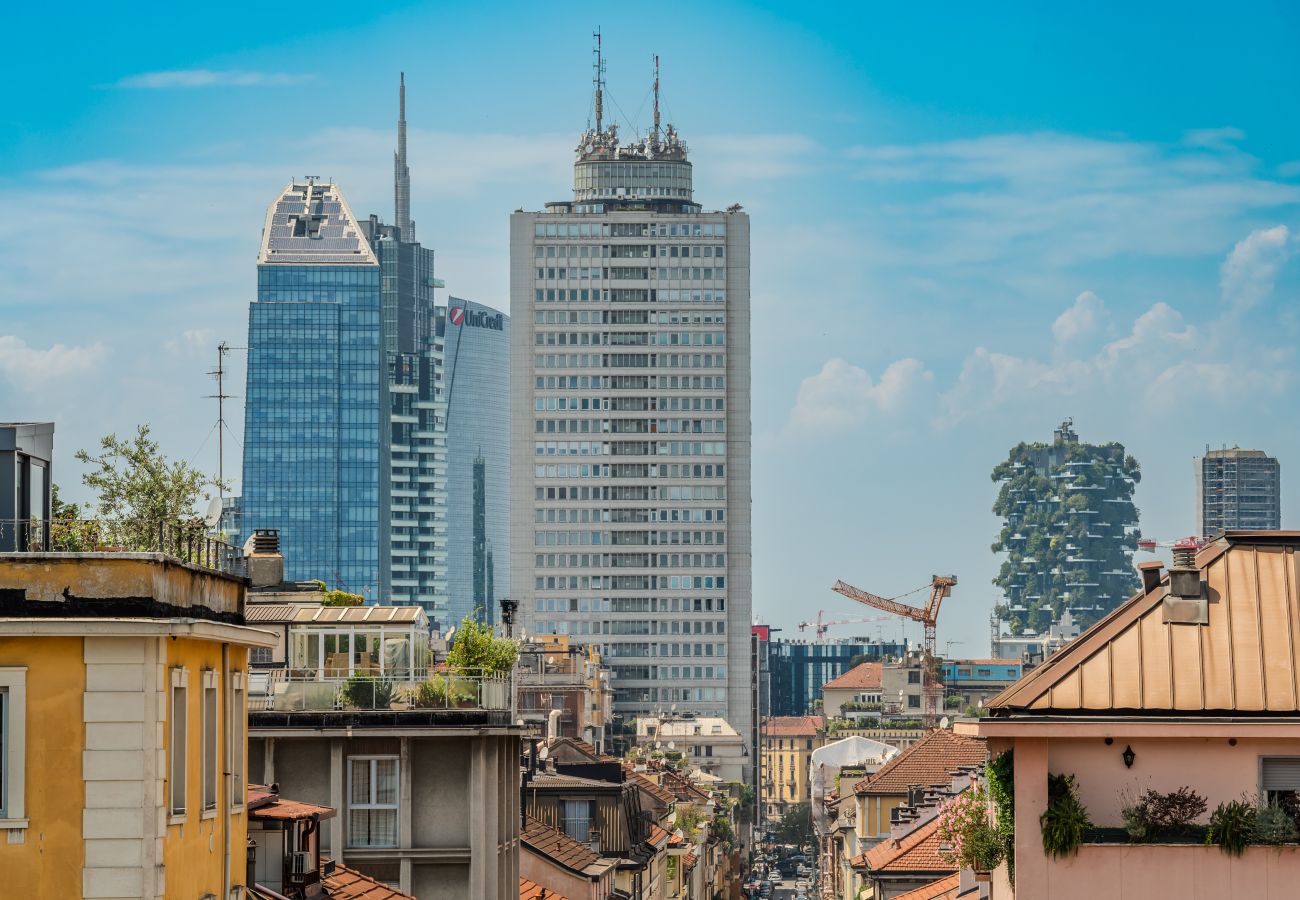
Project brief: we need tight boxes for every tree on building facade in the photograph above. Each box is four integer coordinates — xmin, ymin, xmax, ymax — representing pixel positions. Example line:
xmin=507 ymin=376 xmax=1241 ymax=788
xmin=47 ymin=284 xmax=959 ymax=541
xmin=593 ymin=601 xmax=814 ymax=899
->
xmin=991 ymin=420 xmax=1141 ymax=634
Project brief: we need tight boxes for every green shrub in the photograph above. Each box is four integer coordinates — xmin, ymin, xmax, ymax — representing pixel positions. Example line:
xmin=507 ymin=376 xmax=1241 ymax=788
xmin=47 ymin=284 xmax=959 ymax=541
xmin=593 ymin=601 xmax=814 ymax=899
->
xmin=411 ymin=676 xmax=449 ymax=708
xmin=341 ymin=675 xmax=394 ymax=708
xmin=1040 ymin=773 xmax=1090 ymax=859
xmin=987 ymin=751 xmax=1015 ymax=883
xmin=1122 ymin=787 xmax=1207 ymax=842
xmin=1207 ymin=799 xmax=1255 ymax=856
xmin=1254 ymin=803 xmax=1299 ymax=845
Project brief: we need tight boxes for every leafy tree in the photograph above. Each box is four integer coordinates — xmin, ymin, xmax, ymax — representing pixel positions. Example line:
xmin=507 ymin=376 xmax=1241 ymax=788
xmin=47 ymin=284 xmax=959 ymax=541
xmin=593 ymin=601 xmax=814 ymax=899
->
xmin=74 ymin=425 xmax=215 ymax=548
xmin=775 ymin=801 xmax=813 ymax=846
xmin=991 ymin=421 xmax=1141 ymax=632
xmin=51 ymin=483 xmax=81 ymax=519
xmin=446 ymin=612 xmax=519 ymax=675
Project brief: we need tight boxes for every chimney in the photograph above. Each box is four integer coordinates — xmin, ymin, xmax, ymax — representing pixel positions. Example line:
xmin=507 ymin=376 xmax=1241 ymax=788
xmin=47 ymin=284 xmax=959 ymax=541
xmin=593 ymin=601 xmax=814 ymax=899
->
xmin=1164 ymin=556 xmax=1207 ymax=626
xmin=243 ymin=528 xmax=285 ymax=588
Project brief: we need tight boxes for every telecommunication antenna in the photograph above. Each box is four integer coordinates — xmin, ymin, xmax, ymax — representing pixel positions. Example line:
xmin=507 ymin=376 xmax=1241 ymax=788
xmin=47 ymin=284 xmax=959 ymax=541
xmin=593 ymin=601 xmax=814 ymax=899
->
xmin=205 ymin=341 xmax=242 ymax=500
xmin=652 ymin=54 xmax=660 ymax=142
xmin=592 ymin=29 xmax=605 ymax=133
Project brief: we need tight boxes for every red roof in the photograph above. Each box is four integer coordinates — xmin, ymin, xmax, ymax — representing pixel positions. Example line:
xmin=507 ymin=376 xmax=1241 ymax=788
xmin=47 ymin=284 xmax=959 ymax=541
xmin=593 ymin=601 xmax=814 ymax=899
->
xmin=520 ymin=877 xmax=573 ymax=900
xmin=891 ymin=873 xmax=961 ymax=900
xmin=521 ymin=817 xmax=603 ymax=873
xmin=857 ymin=815 xmax=953 ymax=874
xmin=854 ymin=729 xmax=985 ymax=795
xmin=822 ymin=662 xmax=883 ymax=691
xmin=322 ymin=863 xmax=416 ymax=900
xmin=684 ymin=850 xmax=699 ymax=869
xmin=647 ymin=823 xmax=671 ymax=848
xmin=762 ymin=715 xmax=825 ymax=737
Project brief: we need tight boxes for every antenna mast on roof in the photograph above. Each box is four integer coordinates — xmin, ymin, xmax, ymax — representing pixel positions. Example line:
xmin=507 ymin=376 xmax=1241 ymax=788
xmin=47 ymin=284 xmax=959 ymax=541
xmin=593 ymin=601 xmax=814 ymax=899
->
xmin=593 ymin=29 xmax=605 ymax=133
xmin=652 ymin=54 xmax=660 ymax=143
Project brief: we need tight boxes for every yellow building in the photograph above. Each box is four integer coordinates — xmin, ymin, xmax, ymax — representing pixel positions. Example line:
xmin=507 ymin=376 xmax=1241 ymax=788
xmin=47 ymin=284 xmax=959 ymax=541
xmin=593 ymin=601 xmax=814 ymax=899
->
xmin=0 ymin=549 xmax=275 ymax=899
xmin=760 ymin=715 xmax=826 ymax=825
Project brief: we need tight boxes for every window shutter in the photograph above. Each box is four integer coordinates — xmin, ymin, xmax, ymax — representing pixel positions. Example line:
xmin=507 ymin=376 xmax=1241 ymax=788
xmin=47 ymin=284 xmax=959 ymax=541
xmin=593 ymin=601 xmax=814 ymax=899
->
xmin=1262 ymin=758 xmax=1300 ymax=791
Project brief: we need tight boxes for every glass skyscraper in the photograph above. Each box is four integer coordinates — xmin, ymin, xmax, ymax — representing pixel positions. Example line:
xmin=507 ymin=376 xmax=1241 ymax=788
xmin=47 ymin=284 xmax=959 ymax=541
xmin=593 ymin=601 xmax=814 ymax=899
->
xmin=243 ymin=179 xmax=383 ymax=597
xmin=441 ymin=298 xmax=509 ymax=627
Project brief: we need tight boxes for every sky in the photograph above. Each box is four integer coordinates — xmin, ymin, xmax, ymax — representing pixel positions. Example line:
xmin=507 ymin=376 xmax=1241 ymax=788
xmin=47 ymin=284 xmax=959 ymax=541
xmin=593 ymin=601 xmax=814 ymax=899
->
xmin=3 ymin=1 xmax=1299 ymax=654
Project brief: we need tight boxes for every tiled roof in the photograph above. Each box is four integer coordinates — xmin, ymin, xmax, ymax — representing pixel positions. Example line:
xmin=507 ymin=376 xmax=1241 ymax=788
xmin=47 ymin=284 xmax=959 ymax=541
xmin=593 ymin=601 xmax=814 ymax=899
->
xmin=660 ymin=769 xmax=712 ymax=803
xmin=626 ymin=768 xmax=677 ymax=806
xmin=520 ymin=877 xmax=573 ymax=900
xmin=762 ymin=715 xmax=825 ymax=737
xmin=684 ymin=850 xmax=698 ymax=869
xmin=293 ymin=605 xmax=425 ymax=624
xmin=646 ymin=823 xmax=671 ymax=848
xmin=854 ymin=729 xmax=985 ymax=795
xmin=244 ymin=603 xmax=301 ymax=623
xmin=530 ymin=772 xmax=620 ymax=791
xmin=892 ymin=873 xmax=962 ymax=900
xmin=322 ymin=863 xmax=415 ymax=900
xmin=547 ymin=736 xmax=602 ymax=761
xmin=858 ymin=815 xmax=953 ymax=874
xmin=522 ymin=817 xmax=602 ymax=873
xmin=250 ymin=797 xmax=337 ymax=821
xmin=823 ymin=662 xmax=883 ymax=691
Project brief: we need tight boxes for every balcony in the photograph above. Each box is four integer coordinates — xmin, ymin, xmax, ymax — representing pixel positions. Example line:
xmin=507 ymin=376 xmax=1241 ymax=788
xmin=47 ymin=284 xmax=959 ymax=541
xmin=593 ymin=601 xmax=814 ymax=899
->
xmin=1 ymin=517 xmax=246 ymax=579
xmin=250 ymin=667 xmax=511 ymax=712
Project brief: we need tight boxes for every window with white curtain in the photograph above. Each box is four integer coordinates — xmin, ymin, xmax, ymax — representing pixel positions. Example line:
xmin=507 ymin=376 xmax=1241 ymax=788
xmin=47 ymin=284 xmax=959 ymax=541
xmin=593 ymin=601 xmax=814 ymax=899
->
xmin=348 ymin=756 xmax=399 ymax=847
xmin=563 ymin=799 xmax=595 ymax=842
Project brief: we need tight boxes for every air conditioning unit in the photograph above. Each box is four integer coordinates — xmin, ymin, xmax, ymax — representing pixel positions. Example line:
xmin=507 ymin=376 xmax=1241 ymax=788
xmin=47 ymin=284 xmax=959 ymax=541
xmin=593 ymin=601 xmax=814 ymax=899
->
xmin=288 ymin=851 xmax=314 ymax=882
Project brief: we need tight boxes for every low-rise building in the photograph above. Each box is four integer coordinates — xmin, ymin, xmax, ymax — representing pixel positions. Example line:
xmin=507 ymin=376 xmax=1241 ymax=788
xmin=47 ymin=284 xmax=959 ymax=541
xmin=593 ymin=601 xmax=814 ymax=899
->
xmin=0 ymin=541 xmax=275 ymax=899
xmin=517 ymin=635 xmax=613 ymax=751
xmin=760 ymin=715 xmax=827 ymax=825
xmin=938 ymin=658 xmax=1022 ymax=713
xmin=822 ymin=661 xmax=883 ymax=719
xmin=636 ymin=715 xmax=747 ymax=784
xmin=521 ymin=815 xmax=620 ymax=900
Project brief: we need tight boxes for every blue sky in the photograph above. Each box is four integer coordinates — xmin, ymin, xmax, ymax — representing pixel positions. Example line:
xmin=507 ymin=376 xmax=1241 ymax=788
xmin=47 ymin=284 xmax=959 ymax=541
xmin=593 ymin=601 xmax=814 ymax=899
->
xmin=3 ymin=1 xmax=1299 ymax=652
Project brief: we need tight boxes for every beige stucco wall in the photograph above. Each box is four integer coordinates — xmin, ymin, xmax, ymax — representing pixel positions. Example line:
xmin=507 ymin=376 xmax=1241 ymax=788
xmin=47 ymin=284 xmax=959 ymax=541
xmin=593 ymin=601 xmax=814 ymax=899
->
xmin=1042 ymin=844 xmax=1300 ymax=899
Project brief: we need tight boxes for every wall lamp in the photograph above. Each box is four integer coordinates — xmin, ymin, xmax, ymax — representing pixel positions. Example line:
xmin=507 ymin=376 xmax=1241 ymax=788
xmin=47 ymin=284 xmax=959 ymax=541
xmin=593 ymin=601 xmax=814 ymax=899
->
xmin=1122 ymin=745 xmax=1136 ymax=769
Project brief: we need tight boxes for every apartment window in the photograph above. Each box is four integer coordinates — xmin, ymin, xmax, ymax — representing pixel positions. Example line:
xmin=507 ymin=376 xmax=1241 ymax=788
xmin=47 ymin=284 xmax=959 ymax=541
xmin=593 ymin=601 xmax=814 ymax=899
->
xmin=249 ymin=646 xmax=274 ymax=666
xmin=202 ymin=671 xmax=219 ymax=813
xmin=1262 ymin=758 xmax=1300 ymax=815
xmin=169 ymin=668 xmax=188 ymax=818
xmin=563 ymin=799 xmax=595 ymax=841
xmin=908 ymin=670 xmax=921 ymax=684
xmin=348 ymin=756 xmax=399 ymax=847
xmin=229 ymin=672 xmax=245 ymax=810
xmin=908 ymin=695 xmax=921 ymax=709
xmin=0 ymin=667 xmax=26 ymax=826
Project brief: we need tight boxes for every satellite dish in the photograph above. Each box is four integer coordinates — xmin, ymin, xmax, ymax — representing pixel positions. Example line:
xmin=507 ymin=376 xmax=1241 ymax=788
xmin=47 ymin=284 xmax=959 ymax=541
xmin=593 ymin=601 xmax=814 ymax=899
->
xmin=203 ymin=497 xmax=223 ymax=528
xmin=445 ymin=625 xmax=456 ymax=640
xmin=939 ymin=716 xmax=950 ymax=729
xmin=537 ymin=744 xmax=549 ymax=761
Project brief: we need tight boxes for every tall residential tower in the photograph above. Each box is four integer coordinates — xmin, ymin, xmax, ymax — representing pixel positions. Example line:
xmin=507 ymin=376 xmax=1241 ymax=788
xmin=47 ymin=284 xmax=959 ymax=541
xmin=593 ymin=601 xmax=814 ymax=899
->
xmin=509 ymin=52 xmax=752 ymax=739
xmin=1195 ymin=447 xmax=1281 ymax=536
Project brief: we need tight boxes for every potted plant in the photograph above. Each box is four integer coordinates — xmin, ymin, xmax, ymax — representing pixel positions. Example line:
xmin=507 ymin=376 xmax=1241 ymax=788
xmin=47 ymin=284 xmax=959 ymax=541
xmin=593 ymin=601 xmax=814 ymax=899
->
xmin=341 ymin=674 xmax=394 ymax=709
xmin=411 ymin=676 xmax=449 ymax=709
xmin=936 ymin=783 xmax=1005 ymax=878
xmin=1121 ymin=786 xmax=1207 ymax=843
xmin=1040 ymin=773 xmax=1090 ymax=859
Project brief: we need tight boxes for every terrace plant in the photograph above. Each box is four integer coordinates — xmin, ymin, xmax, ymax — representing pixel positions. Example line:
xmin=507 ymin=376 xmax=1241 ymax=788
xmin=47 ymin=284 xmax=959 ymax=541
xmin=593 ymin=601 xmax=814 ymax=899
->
xmin=1121 ymin=786 xmax=1207 ymax=842
xmin=447 ymin=613 xmax=519 ymax=676
xmin=936 ymin=783 xmax=1004 ymax=872
xmin=1207 ymin=798 xmax=1255 ymax=856
xmin=341 ymin=674 xmax=395 ymax=709
xmin=1254 ymin=802 xmax=1300 ymax=844
xmin=986 ymin=751 xmax=1015 ymax=883
xmin=1040 ymin=773 xmax=1090 ymax=859
xmin=411 ymin=676 xmax=449 ymax=709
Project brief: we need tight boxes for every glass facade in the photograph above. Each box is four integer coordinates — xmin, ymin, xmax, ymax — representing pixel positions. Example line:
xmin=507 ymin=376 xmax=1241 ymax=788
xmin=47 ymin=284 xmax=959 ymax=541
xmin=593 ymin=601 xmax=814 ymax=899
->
xmin=441 ymin=298 xmax=510 ymax=627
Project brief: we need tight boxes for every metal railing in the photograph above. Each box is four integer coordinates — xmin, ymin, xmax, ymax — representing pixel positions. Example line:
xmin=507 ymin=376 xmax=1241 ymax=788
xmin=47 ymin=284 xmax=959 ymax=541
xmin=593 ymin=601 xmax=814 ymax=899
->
xmin=248 ymin=666 xmax=513 ymax=713
xmin=0 ymin=518 xmax=246 ymax=578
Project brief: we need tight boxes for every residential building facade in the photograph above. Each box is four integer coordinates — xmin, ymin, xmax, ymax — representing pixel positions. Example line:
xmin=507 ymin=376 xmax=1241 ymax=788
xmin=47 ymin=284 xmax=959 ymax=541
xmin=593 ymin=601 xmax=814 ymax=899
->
xmin=1195 ymin=446 xmax=1281 ymax=536
xmin=760 ymin=715 xmax=827 ymax=824
xmin=508 ymin=77 xmax=752 ymax=743
xmin=821 ymin=661 xmax=883 ymax=720
xmin=442 ymin=296 xmax=510 ymax=626
xmin=635 ymin=715 xmax=746 ymax=784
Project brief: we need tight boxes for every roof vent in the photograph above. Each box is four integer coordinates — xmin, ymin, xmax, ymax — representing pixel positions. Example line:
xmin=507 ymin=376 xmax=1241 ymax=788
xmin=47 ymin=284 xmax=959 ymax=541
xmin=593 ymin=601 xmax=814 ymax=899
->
xmin=1138 ymin=561 xmax=1163 ymax=595
xmin=1163 ymin=564 xmax=1207 ymax=626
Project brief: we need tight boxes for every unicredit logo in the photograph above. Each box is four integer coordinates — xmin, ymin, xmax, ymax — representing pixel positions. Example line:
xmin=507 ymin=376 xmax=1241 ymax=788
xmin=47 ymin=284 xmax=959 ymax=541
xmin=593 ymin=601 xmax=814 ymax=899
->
xmin=450 ymin=306 xmax=504 ymax=331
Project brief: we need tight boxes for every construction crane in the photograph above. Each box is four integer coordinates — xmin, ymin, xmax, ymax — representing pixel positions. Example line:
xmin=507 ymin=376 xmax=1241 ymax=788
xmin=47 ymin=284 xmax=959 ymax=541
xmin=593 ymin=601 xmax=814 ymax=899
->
xmin=831 ymin=575 xmax=957 ymax=727
xmin=797 ymin=610 xmax=892 ymax=640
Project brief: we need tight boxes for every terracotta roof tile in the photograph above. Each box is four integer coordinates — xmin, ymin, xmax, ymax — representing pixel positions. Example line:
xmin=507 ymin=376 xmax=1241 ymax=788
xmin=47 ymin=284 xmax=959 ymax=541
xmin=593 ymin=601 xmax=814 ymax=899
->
xmin=854 ymin=730 xmax=985 ymax=795
xmin=250 ymin=797 xmax=337 ymax=821
xmin=625 ymin=768 xmax=677 ymax=806
xmin=322 ymin=863 xmax=415 ymax=900
xmin=822 ymin=662 xmax=883 ymax=691
xmin=860 ymin=815 xmax=953 ymax=874
xmin=892 ymin=873 xmax=961 ymax=900
xmin=647 ymin=823 xmax=670 ymax=848
xmin=522 ymin=817 xmax=601 ymax=873
xmin=684 ymin=850 xmax=698 ymax=869
xmin=520 ymin=877 xmax=573 ymax=900
xmin=762 ymin=715 xmax=826 ymax=737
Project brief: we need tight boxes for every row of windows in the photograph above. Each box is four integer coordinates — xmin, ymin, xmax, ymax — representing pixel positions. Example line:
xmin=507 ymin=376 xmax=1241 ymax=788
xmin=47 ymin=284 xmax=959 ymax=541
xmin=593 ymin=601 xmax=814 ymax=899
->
xmin=535 ymin=353 xmax=726 ymax=370
xmin=535 ymin=397 xmax=726 ymax=413
xmin=167 ymin=668 xmax=245 ymax=821
xmin=533 ymin=552 xmax=727 ymax=577
xmin=536 ymin=374 xmax=725 ymax=391
xmin=534 ymin=221 xmax=726 ymax=238
xmin=536 ymin=244 xmax=725 ymax=260
xmin=535 ymin=289 xmax=727 ymax=304
xmin=537 ymin=266 xmax=725 ymax=283
xmin=535 ymin=330 xmax=725 ymax=347
xmin=534 ymin=596 xmax=726 ymax=613
xmin=532 ymin=530 xmax=727 ymax=554
xmin=604 ymin=641 xmax=729 ymax=658
xmin=535 ymin=310 xmax=725 ymax=326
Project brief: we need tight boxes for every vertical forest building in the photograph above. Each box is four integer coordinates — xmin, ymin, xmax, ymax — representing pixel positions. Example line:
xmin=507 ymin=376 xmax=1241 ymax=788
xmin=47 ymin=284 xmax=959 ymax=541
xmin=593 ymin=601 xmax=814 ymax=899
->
xmin=991 ymin=419 xmax=1141 ymax=633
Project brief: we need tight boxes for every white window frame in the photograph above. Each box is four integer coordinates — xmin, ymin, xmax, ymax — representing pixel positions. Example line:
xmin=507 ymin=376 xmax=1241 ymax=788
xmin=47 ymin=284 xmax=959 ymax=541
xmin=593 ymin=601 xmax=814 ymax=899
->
xmin=0 ymin=668 xmax=28 ymax=830
xmin=229 ymin=671 xmax=245 ymax=813
xmin=346 ymin=755 xmax=400 ymax=848
xmin=169 ymin=667 xmax=188 ymax=822
xmin=201 ymin=670 xmax=219 ymax=817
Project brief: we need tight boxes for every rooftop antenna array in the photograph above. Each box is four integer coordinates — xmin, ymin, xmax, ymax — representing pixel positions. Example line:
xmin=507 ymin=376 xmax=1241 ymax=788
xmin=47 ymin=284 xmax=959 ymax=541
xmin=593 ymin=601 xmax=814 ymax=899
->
xmin=592 ymin=28 xmax=605 ymax=133
xmin=206 ymin=341 xmax=235 ymax=501
xmin=652 ymin=54 xmax=661 ymax=143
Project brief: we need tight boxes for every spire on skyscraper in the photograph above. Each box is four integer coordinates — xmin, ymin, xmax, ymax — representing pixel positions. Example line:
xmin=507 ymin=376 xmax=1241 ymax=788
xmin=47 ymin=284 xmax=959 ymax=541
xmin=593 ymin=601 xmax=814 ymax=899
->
xmin=394 ymin=72 xmax=413 ymax=240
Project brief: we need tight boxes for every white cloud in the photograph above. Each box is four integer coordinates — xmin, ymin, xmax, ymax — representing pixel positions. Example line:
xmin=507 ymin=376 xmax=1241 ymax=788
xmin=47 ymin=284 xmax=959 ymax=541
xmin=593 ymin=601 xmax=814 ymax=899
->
xmin=691 ymin=134 xmax=819 ymax=182
xmin=1220 ymin=224 xmax=1292 ymax=311
xmin=0 ymin=335 xmax=109 ymax=389
xmin=788 ymin=357 xmax=931 ymax=431
xmin=1052 ymin=291 xmax=1106 ymax=346
xmin=114 ymin=70 xmax=314 ymax=89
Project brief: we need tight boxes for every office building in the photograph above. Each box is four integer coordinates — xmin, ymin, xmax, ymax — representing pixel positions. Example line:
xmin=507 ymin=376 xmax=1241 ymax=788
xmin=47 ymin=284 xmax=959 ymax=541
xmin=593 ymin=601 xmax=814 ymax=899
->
xmin=243 ymin=80 xmax=450 ymax=617
xmin=1195 ymin=446 xmax=1281 ymax=536
xmin=508 ymin=57 xmax=752 ymax=737
xmin=442 ymin=297 xmax=510 ymax=626
xmin=768 ymin=637 xmax=910 ymax=718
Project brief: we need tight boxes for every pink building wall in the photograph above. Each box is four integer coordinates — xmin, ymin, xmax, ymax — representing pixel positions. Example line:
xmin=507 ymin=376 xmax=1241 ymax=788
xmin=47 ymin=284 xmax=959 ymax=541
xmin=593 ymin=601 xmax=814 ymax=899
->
xmin=1039 ymin=844 xmax=1300 ymax=899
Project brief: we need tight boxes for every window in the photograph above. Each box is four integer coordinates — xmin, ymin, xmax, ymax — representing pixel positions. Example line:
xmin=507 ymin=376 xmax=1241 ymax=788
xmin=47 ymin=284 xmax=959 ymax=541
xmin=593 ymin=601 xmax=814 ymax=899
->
xmin=907 ymin=670 xmax=921 ymax=684
xmin=1262 ymin=758 xmax=1300 ymax=815
xmin=249 ymin=646 xmax=274 ymax=666
xmin=202 ymin=671 xmax=219 ymax=813
xmin=348 ymin=757 xmax=399 ymax=847
xmin=229 ymin=672 xmax=245 ymax=810
xmin=0 ymin=667 xmax=25 ymax=827
xmin=563 ymin=799 xmax=595 ymax=841
xmin=169 ymin=668 xmax=188 ymax=818
xmin=908 ymin=695 xmax=921 ymax=709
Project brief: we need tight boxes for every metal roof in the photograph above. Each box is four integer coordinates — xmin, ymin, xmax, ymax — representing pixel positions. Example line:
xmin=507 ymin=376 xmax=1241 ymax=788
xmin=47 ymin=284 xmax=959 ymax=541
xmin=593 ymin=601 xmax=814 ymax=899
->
xmin=292 ymin=605 xmax=426 ymax=625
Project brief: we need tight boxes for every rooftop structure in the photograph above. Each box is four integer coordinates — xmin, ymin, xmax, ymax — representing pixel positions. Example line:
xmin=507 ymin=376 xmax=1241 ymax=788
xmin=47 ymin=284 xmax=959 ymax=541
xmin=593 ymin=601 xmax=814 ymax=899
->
xmin=1195 ymin=446 xmax=1281 ymax=537
xmin=0 ymin=422 xmax=53 ymax=552
xmin=257 ymin=179 xmax=378 ymax=266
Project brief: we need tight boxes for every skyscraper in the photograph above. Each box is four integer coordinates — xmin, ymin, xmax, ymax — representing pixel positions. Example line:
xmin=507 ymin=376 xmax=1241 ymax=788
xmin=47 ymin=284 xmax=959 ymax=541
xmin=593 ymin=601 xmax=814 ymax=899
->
xmin=243 ymin=178 xmax=383 ymax=597
xmin=508 ymin=50 xmax=752 ymax=738
xmin=1196 ymin=447 xmax=1281 ymax=536
xmin=442 ymin=298 xmax=510 ymax=627
xmin=243 ymin=79 xmax=449 ymax=614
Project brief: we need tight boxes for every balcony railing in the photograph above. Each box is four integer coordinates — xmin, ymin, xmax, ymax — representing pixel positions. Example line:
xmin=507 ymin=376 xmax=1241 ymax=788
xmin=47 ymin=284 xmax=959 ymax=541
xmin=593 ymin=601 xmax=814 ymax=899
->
xmin=0 ymin=518 xmax=246 ymax=578
xmin=249 ymin=667 xmax=513 ymax=713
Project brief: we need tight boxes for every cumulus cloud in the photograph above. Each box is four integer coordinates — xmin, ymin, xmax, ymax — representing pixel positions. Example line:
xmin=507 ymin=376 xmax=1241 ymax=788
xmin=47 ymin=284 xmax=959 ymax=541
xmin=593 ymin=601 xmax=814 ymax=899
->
xmin=1051 ymin=291 xmax=1106 ymax=346
xmin=788 ymin=357 xmax=931 ymax=431
xmin=1220 ymin=225 xmax=1292 ymax=312
xmin=0 ymin=335 xmax=109 ymax=390
xmin=113 ymin=70 xmax=314 ymax=89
